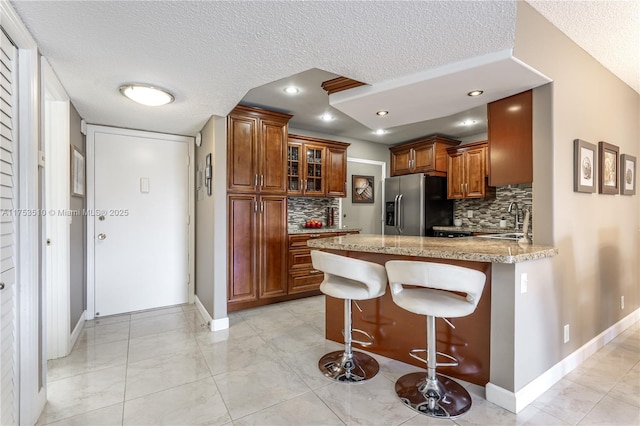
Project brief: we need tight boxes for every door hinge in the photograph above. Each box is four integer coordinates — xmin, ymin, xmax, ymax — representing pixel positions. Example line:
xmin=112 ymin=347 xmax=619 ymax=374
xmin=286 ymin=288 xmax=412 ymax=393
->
xmin=187 ymin=273 xmax=190 ymax=285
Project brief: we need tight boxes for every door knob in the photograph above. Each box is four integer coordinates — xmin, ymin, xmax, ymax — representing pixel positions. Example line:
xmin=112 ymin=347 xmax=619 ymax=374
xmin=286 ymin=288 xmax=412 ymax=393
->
xmin=0 ymin=282 xmax=4 ymax=290
xmin=97 ymin=233 xmax=107 ymax=240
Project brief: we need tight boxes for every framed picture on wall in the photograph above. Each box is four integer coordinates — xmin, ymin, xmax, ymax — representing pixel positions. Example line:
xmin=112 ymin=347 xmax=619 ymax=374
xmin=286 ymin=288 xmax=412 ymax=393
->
xmin=598 ymin=141 xmax=619 ymax=195
xmin=352 ymin=175 xmax=374 ymax=203
xmin=620 ymin=154 xmax=636 ymax=196
xmin=573 ymin=139 xmax=596 ymax=193
xmin=71 ymin=145 xmax=85 ymax=197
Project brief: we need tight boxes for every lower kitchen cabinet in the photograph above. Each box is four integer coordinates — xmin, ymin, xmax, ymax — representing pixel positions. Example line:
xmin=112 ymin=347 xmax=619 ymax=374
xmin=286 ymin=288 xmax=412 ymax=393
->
xmin=227 ymin=194 xmax=288 ymax=309
xmin=287 ymin=231 xmax=359 ymax=294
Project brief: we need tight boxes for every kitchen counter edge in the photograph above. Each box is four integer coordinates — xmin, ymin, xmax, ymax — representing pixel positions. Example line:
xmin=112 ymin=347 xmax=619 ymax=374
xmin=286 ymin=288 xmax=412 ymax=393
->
xmin=288 ymin=227 xmax=362 ymax=235
xmin=307 ymin=233 xmax=558 ymax=264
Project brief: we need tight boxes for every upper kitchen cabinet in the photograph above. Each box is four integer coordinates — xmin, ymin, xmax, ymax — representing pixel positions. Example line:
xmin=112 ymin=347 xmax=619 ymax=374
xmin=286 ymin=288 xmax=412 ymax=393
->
xmin=287 ymin=134 xmax=349 ymax=197
xmin=447 ymin=141 xmax=495 ymax=199
xmin=390 ymin=135 xmax=460 ymax=177
xmin=227 ymin=105 xmax=292 ymax=194
xmin=488 ymin=90 xmax=533 ymax=186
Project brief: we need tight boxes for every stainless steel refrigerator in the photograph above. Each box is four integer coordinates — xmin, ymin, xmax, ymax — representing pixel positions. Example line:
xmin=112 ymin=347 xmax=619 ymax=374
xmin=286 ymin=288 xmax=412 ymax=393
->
xmin=384 ymin=174 xmax=453 ymax=236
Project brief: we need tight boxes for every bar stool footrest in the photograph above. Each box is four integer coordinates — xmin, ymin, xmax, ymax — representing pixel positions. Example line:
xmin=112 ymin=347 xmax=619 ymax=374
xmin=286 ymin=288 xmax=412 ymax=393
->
xmin=408 ymin=349 xmax=459 ymax=368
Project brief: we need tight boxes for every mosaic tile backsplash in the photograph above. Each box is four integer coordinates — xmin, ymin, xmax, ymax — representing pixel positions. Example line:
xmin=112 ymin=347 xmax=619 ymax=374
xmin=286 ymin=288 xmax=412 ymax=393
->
xmin=454 ymin=184 xmax=533 ymax=231
xmin=288 ymin=197 xmax=340 ymax=229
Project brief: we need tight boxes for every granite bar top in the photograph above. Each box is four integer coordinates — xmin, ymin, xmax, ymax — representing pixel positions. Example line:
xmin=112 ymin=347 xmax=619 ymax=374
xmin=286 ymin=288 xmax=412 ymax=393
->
xmin=307 ymin=234 xmax=557 ymax=264
xmin=288 ymin=226 xmax=362 ymax=235
xmin=432 ymin=226 xmax=517 ymax=234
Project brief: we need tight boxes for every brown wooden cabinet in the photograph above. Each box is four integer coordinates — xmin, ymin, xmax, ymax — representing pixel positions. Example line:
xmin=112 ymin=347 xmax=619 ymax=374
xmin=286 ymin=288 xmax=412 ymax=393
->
xmin=287 ymin=134 xmax=349 ymax=197
xmin=488 ymin=90 xmax=533 ymax=186
xmin=446 ymin=141 xmax=495 ymax=199
xmin=227 ymin=105 xmax=292 ymax=194
xmin=227 ymin=106 xmax=292 ymax=311
xmin=390 ymin=135 xmax=460 ymax=177
xmin=325 ymin=144 xmax=348 ymax=197
xmin=287 ymin=231 xmax=359 ymax=294
xmin=227 ymin=194 xmax=288 ymax=305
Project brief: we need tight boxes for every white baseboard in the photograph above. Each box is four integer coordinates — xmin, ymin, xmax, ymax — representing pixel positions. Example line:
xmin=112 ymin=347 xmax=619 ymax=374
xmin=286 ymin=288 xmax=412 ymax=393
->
xmin=69 ymin=310 xmax=86 ymax=351
xmin=194 ymin=296 xmax=229 ymax=331
xmin=487 ymin=308 xmax=640 ymax=413
xmin=211 ymin=316 xmax=229 ymax=331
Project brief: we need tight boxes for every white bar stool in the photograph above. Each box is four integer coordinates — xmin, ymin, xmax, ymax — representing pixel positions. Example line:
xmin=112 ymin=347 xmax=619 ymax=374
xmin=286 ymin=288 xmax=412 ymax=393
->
xmin=385 ymin=261 xmax=485 ymax=418
xmin=311 ymin=250 xmax=387 ymax=382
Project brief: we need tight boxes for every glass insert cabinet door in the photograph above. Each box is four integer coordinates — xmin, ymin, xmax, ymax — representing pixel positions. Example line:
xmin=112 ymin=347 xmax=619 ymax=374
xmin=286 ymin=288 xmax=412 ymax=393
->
xmin=305 ymin=146 xmax=324 ymax=194
xmin=287 ymin=143 xmax=325 ymax=195
xmin=287 ymin=145 xmax=300 ymax=192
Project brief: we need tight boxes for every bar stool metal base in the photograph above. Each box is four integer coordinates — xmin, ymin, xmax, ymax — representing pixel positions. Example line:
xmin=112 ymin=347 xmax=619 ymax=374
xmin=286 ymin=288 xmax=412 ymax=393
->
xmin=319 ymin=350 xmax=379 ymax=383
xmin=395 ymin=372 xmax=472 ymax=418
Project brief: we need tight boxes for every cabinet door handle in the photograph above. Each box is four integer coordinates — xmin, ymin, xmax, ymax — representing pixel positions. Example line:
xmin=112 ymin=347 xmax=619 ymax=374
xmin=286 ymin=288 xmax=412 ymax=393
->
xmin=260 ymin=201 xmax=264 ymax=213
xmin=460 ymin=183 xmax=463 ymax=194
xmin=254 ymin=174 xmax=258 ymax=188
xmin=254 ymin=200 xmax=258 ymax=213
xmin=260 ymin=174 xmax=264 ymax=187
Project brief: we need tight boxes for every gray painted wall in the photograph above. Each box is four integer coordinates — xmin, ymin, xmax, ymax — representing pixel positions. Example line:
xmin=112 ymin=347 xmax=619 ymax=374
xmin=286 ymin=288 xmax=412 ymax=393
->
xmin=69 ymin=104 xmax=86 ymax=329
xmin=510 ymin=2 xmax=639 ymax=389
xmin=195 ymin=116 xmax=216 ymax=316
xmin=195 ymin=115 xmax=228 ymax=321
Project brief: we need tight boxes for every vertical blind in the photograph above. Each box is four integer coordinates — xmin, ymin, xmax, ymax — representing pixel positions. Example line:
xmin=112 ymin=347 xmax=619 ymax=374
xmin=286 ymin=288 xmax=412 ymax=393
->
xmin=0 ymin=28 xmax=18 ymax=426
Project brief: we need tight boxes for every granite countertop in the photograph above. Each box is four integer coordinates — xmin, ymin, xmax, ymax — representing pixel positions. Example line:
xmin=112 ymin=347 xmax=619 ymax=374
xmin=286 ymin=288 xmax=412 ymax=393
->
xmin=307 ymin=233 xmax=557 ymax=264
xmin=432 ymin=226 xmax=518 ymax=234
xmin=288 ymin=226 xmax=362 ymax=235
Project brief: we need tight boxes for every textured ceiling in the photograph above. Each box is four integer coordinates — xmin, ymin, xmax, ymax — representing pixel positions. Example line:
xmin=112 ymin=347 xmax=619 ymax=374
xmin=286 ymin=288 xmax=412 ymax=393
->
xmin=11 ymin=0 xmax=516 ymax=136
xmin=527 ymin=0 xmax=639 ymax=94
xmin=9 ymin=0 xmax=639 ymax=139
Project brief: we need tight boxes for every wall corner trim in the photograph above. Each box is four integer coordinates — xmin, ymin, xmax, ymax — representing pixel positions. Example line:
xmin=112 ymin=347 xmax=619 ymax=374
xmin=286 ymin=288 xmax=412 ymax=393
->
xmin=195 ymin=296 xmax=229 ymax=331
xmin=487 ymin=308 xmax=640 ymax=413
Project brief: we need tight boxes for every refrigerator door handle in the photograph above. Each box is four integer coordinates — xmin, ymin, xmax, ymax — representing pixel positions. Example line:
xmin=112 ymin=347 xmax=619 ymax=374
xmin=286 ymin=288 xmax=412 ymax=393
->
xmin=393 ymin=194 xmax=400 ymax=232
xmin=397 ymin=193 xmax=404 ymax=233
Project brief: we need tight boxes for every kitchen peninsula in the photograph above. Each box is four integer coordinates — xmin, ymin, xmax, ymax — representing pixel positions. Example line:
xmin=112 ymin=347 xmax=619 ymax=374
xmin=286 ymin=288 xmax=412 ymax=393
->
xmin=308 ymin=233 xmax=558 ymax=413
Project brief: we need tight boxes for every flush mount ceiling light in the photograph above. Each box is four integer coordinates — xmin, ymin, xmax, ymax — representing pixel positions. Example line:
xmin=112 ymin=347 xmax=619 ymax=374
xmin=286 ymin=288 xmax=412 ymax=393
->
xmin=119 ymin=84 xmax=174 ymax=106
xmin=461 ymin=119 xmax=477 ymax=126
xmin=284 ymin=86 xmax=300 ymax=94
xmin=467 ymin=90 xmax=484 ymax=97
xmin=376 ymin=110 xmax=389 ymax=116
xmin=320 ymin=113 xmax=334 ymax=121
xmin=374 ymin=129 xmax=387 ymax=135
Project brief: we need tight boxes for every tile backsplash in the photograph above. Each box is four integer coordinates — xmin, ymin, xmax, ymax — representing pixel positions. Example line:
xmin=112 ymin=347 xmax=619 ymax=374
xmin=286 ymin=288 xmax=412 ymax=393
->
xmin=454 ymin=184 xmax=533 ymax=230
xmin=288 ymin=197 xmax=339 ymax=228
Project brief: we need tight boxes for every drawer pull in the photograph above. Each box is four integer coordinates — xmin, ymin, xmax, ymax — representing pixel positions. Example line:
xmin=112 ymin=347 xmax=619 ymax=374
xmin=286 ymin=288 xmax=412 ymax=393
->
xmin=310 ymin=269 xmax=323 ymax=274
xmin=309 ymin=234 xmax=320 ymax=238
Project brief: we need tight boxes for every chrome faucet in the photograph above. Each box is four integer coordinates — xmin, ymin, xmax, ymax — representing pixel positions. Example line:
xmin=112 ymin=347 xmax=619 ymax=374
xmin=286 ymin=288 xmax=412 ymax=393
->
xmin=508 ymin=202 xmax=522 ymax=231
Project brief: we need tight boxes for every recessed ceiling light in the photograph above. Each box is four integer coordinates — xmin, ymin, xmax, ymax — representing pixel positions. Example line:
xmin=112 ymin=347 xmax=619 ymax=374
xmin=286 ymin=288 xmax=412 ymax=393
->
xmin=376 ymin=110 xmax=389 ymax=116
xmin=119 ymin=84 xmax=174 ymax=106
xmin=374 ymin=129 xmax=386 ymax=135
xmin=320 ymin=113 xmax=334 ymax=121
xmin=284 ymin=86 xmax=299 ymax=94
xmin=467 ymin=90 xmax=484 ymax=97
xmin=462 ymin=120 xmax=477 ymax=126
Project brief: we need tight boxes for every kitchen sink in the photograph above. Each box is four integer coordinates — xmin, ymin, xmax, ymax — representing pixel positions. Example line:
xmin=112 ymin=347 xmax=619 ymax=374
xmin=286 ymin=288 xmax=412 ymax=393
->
xmin=476 ymin=232 xmax=526 ymax=241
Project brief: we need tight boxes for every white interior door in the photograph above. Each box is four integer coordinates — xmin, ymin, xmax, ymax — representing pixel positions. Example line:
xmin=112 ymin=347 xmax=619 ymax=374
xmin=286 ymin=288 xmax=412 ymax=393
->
xmin=93 ymin=130 xmax=189 ymax=317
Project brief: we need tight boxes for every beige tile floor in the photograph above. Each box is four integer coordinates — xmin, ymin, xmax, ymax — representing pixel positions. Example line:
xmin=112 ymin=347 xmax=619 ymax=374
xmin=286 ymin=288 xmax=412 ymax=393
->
xmin=37 ymin=296 xmax=639 ymax=426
